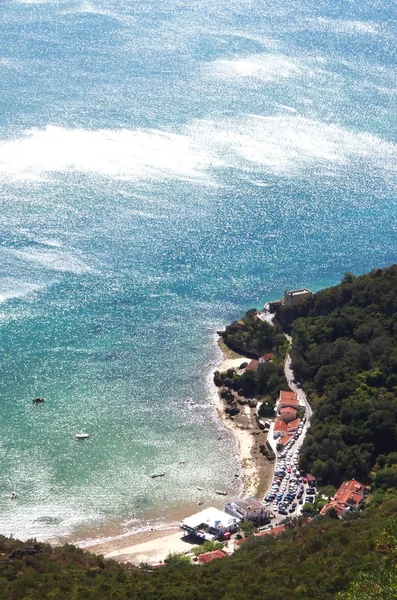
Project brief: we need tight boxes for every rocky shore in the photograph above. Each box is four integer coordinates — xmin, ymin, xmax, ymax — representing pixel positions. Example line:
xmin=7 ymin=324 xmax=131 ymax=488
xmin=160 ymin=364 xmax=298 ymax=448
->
xmin=215 ymin=338 xmax=275 ymax=500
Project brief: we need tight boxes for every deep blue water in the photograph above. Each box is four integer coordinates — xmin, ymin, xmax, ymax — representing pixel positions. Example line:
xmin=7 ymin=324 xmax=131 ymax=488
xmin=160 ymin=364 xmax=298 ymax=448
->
xmin=0 ymin=0 xmax=396 ymax=542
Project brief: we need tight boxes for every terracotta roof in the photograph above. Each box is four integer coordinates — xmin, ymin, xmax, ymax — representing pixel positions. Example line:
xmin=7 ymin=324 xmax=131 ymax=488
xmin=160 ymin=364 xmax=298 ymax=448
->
xmin=245 ymin=360 xmax=259 ymax=371
xmin=197 ymin=550 xmax=226 ymax=564
xmin=274 ymin=421 xmax=288 ymax=432
xmin=255 ymin=525 xmax=286 ymax=538
xmin=334 ymin=479 xmax=365 ymax=506
xmin=260 ymin=353 xmax=276 ymax=362
xmin=306 ymin=474 xmax=316 ymax=482
xmin=279 ymin=407 xmax=298 ymax=415
xmin=279 ymin=390 xmax=297 ymax=402
xmin=320 ymin=501 xmax=345 ymax=517
xmin=287 ymin=418 xmax=301 ymax=430
xmin=279 ymin=434 xmax=293 ymax=446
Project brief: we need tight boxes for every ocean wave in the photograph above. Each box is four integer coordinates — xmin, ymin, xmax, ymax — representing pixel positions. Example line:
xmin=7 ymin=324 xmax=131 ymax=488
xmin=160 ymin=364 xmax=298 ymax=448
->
xmin=0 ymin=278 xmax=43 ymax=303
xmin=1 ymin=115 xmax=396 ymax=185
xmin=6 ymin=247 xmax=95 ymax=274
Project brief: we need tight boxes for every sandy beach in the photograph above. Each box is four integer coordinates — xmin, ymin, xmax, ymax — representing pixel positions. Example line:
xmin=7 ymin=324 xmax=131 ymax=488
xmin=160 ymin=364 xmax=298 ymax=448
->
xmin=82 ymin=336 xmax=274 ymax=566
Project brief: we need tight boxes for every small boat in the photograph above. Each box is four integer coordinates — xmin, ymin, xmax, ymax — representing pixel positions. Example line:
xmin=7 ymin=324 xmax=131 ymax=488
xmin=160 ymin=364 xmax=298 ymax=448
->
xmin=197 ymin=487 xmax=203 ymax=491
xmin=75 ymin=433 xmax=90 ymax=440
xmin=150 ymin=472 xmax=165 ymax=478
xmin=10 ymin=492 xmax=17 ymax=500
xmin=32 ymin=397 xmax=45 ymax=404
xmin=215 ymin=490 xmax=227 ymax=496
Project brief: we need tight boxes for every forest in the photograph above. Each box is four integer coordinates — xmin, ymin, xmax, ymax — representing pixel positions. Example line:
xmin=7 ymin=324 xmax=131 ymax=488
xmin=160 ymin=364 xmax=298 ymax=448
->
xmin=276 ymin=265 xmax=397 ymax=486
xmin=1 ymin=494 xmax=397 ymax=599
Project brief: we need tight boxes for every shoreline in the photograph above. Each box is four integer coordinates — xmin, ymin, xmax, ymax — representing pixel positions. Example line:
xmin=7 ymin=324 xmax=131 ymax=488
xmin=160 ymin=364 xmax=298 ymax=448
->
xmin=215 ymin=337 xmax=274 ymax=500
xmin=81 ymin=334 xmax=274 ymax=565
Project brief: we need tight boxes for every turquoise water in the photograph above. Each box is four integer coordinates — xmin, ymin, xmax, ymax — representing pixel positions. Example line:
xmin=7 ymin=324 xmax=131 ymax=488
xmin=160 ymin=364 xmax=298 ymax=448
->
xmin=0 ymin=0 xmax=396 ymax=542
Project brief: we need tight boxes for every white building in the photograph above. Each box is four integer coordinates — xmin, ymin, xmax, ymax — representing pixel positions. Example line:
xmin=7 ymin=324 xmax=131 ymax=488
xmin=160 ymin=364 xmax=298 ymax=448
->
xmin=224 ymin=497 xmax=268 ymax=523
xmin=180 ymin=507 xmax=239 ymax=541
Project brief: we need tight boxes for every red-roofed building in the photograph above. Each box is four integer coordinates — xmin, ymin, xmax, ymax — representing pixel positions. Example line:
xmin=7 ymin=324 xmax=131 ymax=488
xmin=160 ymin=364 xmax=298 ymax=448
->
xmin=245 ymin=360 xmax=259 ymax=372
xmin=320 ymin=479 xmax=366 ymax=518
xmin=287 ymin=418 xmax=301 ymax=433
xmin=197 ymin=550 xmax=227 ymax=564
xmin=273 ymin=420 xmax=288 ymax=439
xmin=279 ymin=390 xmax=300 ymax=410
xmin=279 ymin=434 xmax=293 ymax=447
xmin=306 ymin=474 xmax=317 ymax=487
xmin=259 ymin=353 xmax=276 ymax=363
xmin=278 ymin=407 xmax=298 ymax=423
xmin=254 ymin=525 xmax=286 ymax=538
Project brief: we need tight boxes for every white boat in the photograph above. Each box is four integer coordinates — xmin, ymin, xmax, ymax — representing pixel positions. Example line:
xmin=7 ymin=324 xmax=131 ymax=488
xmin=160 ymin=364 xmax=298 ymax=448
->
xmin=10 ymin=492 xmax=17 ymax=500
xmin=150 ymin=472 xmax=165 ymax=478
xmin=75 ymin=433 xmax=90 ymax=439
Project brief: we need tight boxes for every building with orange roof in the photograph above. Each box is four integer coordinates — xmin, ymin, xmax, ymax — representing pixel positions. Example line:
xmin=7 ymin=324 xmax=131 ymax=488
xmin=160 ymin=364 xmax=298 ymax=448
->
xmin=245 ymin=359 xmax=259 ymax=372
xmin=254 ymin=525 xmax=286 ymax=538
xmin=273 ymin=420 xmax=288 ymax=439
xmin=320 ymin=479 xmax=366 ymax=518
xmin=259 ymin=352 xmax=276 ymax=363
xmin=279 ymin=434 xmax=293 ymax=447
xmin=197 ymin=550 xmax=226 ymax=564
xmin=278 ymin=406 xmax=298 ymax=423
xmin=279 ymin=390 xmax=300 ymax=410
xmin=287 ymin=418 xmax=301 ymax=433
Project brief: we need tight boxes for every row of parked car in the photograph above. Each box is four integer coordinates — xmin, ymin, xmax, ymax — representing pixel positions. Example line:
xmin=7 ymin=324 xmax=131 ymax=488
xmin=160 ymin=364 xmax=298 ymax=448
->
xmin=264 ymin=444 xmax=317 ymax=517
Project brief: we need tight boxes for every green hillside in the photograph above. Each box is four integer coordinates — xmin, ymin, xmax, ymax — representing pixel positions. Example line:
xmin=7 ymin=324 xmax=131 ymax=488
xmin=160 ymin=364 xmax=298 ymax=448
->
xmin=277 ymin=265 xmax=397 ymax=487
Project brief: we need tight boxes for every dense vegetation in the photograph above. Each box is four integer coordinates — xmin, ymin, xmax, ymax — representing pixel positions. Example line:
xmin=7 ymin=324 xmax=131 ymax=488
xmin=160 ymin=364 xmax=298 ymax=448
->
xmin=222 ymin=309 xmax=288 ymax=359
xmin=276 ymin=265 xmax=397 ymax=486
xmin=1 ymin=496 xmax=397 ymax=599
xmin=215 ymin=310 xmax=289 ymax=404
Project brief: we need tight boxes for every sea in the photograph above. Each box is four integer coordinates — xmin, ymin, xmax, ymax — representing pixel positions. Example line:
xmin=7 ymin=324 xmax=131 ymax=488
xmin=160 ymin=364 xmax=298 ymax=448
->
xmin=0 ymin=0 xmax=396 ymax=544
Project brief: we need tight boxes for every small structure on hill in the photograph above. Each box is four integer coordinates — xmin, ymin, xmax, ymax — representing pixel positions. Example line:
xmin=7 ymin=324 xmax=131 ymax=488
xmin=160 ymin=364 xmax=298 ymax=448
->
xmin=273 ymin=420 xmax=288 ymax=439
xmin=278 ymin=390 xmax=299 ymax=410
xmin=197 ymin=550 xmax=226 ymax=564
xmin=224 ymin=497 xmax=269 ymax=523
xmin=306 ymin=473 xmax=317 ymax=487
xmin=283 ymin=288 xmax=312 ymax=307
xmin=245 ymin=359 xmax=259 ymax=372
xmin=278 ymin=407 xmax=298 ymax=423
xmin=259 ymin=353 xmax=275 ymax=363
xmin=320 ymin=478 xmax=366 ymax=518
xmin=287 ymin=418 xmax=301 ymax=433
xmin=180 ymin=508 xmax=239 ymax=541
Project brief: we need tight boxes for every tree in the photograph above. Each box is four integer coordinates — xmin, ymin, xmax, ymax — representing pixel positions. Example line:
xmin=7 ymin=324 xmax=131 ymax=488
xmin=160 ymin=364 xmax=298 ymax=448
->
xmin=164 ymin=552 xmax=191 ymax=566
xmin=192 ymin=541 xmax=224 ymax=557
xmin=239 ymin=521 xmax=258 ymax=537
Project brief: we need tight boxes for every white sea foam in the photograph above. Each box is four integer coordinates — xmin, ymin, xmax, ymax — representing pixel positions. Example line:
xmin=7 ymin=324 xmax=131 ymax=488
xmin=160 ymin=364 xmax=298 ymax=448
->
xmin=311 ymin=17 xmax=384 ymax=36
xmin=0 ymin=278 xmax=43 ymax=303
xmin=187 ymin=114 xmax=397 ymax=177
xmin=8 ymin=248 xmax=94 ymax=274
xmin=0 ymin=125 xmax=219 ymax=184
xmin=1 ymin=116 xmax=396 ymax=184
xmin=209 ymin=53 xmax=308 ymax=81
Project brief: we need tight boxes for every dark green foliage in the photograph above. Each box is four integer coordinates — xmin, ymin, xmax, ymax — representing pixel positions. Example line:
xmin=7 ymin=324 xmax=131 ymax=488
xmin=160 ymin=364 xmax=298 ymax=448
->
xmin=0 ymin=501 xmax=395 ymax=599
xmin=215 ymin=361 xmax=288 ymax=400
xmin=277 ymin=265 xmax=397 ymax=485
xmin=222 ymin=310 xmax=287 ymax=358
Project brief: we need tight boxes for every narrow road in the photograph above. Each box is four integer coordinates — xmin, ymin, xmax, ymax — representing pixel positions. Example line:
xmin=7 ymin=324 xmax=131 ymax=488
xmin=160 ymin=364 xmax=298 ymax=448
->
xmin=259 ymin=310 xmax=314 ymax=524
